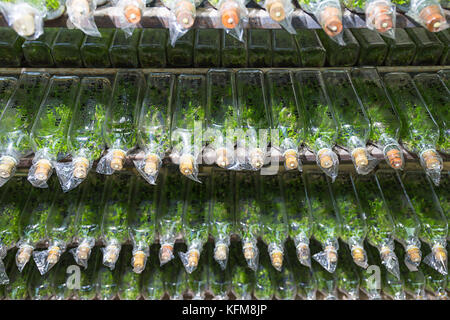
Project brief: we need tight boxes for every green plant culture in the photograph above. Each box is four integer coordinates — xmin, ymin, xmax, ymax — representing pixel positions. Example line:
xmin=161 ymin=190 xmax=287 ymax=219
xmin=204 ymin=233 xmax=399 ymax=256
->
xmin=29 ymin=75 xmax=79 ymax=188
xmin=323 ymin=70 xmax=376 ymax=175
xmin=392 ymin=0 xmax=447 ymax=32
xmin=5 ymin=252 xmax=30 ymax=299
xmin=336 ymin=241 xmax=360 ymax=300
xmin=431 ymin=172 xmax=449 ymax=223
xmin=97 ymin=71 xmax=144 ymax=174
xmin=71 ymin=174 xmax=105 ymax=269
xmin=304 ymin=172 xmax=340 ymax=273
xmin=157 ymin=170 xmax=186 ymax=265
xmin=0 ymin=73 xmax=48 ymax=186
xmin=229 ymin=242 xmax=254 ymax=299
xmin=170 ymin=74 xmax=206 ymax=181
xmin=281 ymin=171 xmax=312 ymax=267
xmin=136 ymin=73 xmax=174 ymax=184
xmin=311 ymin=257 xmax=338 ymax=300
xmin=253 ymin=244 xmax=275 ymax=300
xmin=180 ymin=177 xmax=210 ymax=273
xmin=266 ymin=69 xmax=304 ymax=171
xmin=141 ymin=245 xmax=165 ymax=300
xmin=49 ymin=252 xmax=74 ymax=300
xmin=129 ymin=176 xmax=158 ymax=274
xmin=235 ymin=69 xmax=271 ymax=170
xmin=163 ymin=250 xmax=189 ymax=300
xmin=210 ymin=170 xmax=235 ymax=270
xmin=294 ymin=70 xmax=339 ymax=180
xmin=350 ymin=68 xmax=404 ymax=170
xmin=259 ymin=175 xmax=288 ymax=272
xmin=397 ymin=244 xmax=427 ymax=300
xmin=401 ymin=172 xmax=448 ymax=275
xmin=71 ymin=247 xmax=100 ymax=300
xmin=100 ymin=174 xmax=134 ymax=270
xmin=207 ymin=242 xmax=231 ymax=300
xmin=235 ymin=172 xmax=261 ymax=271
xmin=353 ymin=174 xmax=400 ymax=279
xmin=117 ymin=246 xmax=142 ymax=300
xmin=331 ymin=173 xmax=368 ymax=268
xmin=420 ymin=244 xmax=449 ymax=300
xmin=205 ymin=69 xmax=239 ymax=169
xmin=95 ymin=259 xmax=120 ymax=300
xmin=186 ymin=247 xmax=208 ymax=300
xmin=358 ymin=243 xmax=382 ymax=299
xmin=273 ymin=256 xmax=297 ymax=300
xmin=375 ymin=171 xmax=423 ymax=270
xmin=27 ymin=260 xmax=54 ymax=300
xmin=413 ymin=73 xmax=450 ymax=156
xmin=58 ymin=77 xmax=111 ymax=192
xmin=384 ymin=72 xmax=443 ymax=185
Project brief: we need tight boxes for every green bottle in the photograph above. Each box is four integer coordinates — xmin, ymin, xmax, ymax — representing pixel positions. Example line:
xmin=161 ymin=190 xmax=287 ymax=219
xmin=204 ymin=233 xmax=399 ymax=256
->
xmin=397 ymin=244 xmax=427 ymax=300
xmin=166 ymin=29 xmax=194 ymax=67
xmin=163 ymin=250 xmax=188 ymax=300
xmin=351 ymin=28 xmax=388 ymax=66
xmin=293 ymin=29 xmax=326 ymax=67
xmin=117 ymin=245 xmax=142 ymax=300
xmin=0 ymin=27 xmax=24 ymax=67
xmin=51 ymin=248 xmax=74 ymax=300
xmin=304 ymin=172 xmax=340 ymax=273
xmin=323 ymin=69 xmax=376 ymax=175
xmin=57 ymin=77 xmax=111 ymax=192
xmin=350 ymin=67 xmax=404 ymax=170
xmin=253 ymin=244 xmax=275 ymax=300
xmin=97 ymin=70 xmax=144 ymax=175
xmin=271 ymin=29 xmax=300 ymax=67
xmin=421 ymin=245 xmax=448 ymax=300
xmin=109 ymin=29 xmax=141 ymax=68
xmin=170 ymin=74 xmax=206 ymax=180
xmin=405 ymin=27 xmax=444 ymax=65
xmin=180 ymin=176 xmax=210 ymax=273
xmin=141 ymin=245 xmax=165 ymax=300
xmin=28 ymin=75 xmax=80 ymax=188
xmin=336 ymin=242 xmax=360 ymax=300
xmin=22 ymin=28 xmax=58 ymax=67
xmin=286 ymin=241 xmax=317 ymax=299
xmin=51 ymin=28 xmax=84 ymax=67
xmin=100 ymin=175 xmax=134 ymax=270
xmin=247 ymin=29 xmax=271 ymax=67
xmin=381 ymin=28 xmax=417 ymax=66
xmin=96 ymin=257 xmax=120 ymax=300
xmin=138 ymin=28 xmax=168 ymax=68
xmin=358 ymin=243 xmax=382 ymax=300
xmin=273 ymin=255 xmax=297 ymax=300
xmin=384 ymin=72 xmax=443 ymax=185
xmin=294 ymin=70 xmax=339 ymax=180
xmin=235 ymin=172 xmax=261 ymax=271
xmin=135 ymin=73 xmax=174 ymax=184
xmin=229 ymin=242 xmax=254 ymax=299
xmin=438 ymin=69 xmax=450 ymax=88
xmin=80 ymin=28 xmax=114 ymax=68
xmin=27 ymin=258 xmax=54 ymax=300
xmin=207 ymin=242 xmax=231 ymax=300
xmin=5 ymin=251 xmax=30 ymax=299
xmin=413 ymin=73 xmax=450 ymax=156
xmin=71 ymin=247 xmax=100 ymax=300
xmin=431 ymin=172 xmax=449 ymax=222
xmin=317 ymin=29 xmax=360 ymax=67
xmin=221 ymin=30 xmax=247 ymax=68
xmin=311 ymin=255 xmax=338 ymax=300
xmin=129 ymin=176 xmax=158 ymax=274
xmin=186 ymin=247 xmax=208 ymax=300
xmin=194 ymin=29 xmax=221 ymax=67
xmin=436 ymin=29 xmax=450 ymax=65
xmin=401 ymin=172 xmax=448 ymax=275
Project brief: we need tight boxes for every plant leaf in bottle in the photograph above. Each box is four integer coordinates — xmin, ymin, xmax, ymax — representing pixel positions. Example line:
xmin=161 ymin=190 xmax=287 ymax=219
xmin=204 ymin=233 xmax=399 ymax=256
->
xmin=311 ymin=243 xmax=338 ymax=299
xmin=141 ymin=245 xmax=165 ymax=300
xmin=413 ymin=73 xmax=450 ymax=156
xmin=259 ymin=174 xmax=288 ymax=272
xmin=353 ymin=174 xmax=400 ymax=279
xmin=235 ymin=172 xmax=261 ymax=271
xmin=323 ymin=69 xmax=378 ymax=175
xmin=297 ymin=0 xmax=344 ymax=43
xmin=97 ymin=71 xmax=144 ymax=175
xmin=5 ymin=249 xmax=30 ymax=299
xmin=66 ymin=0 xmax=101 ymax=37
xmin=397 ymin=243 xmax=427 ymax=300
xmin=108 ymin=0 xmax=147 ymax=36
xmin=375 ymin=171 xmax=423 ymax=271
xmin=384 ymin=72 xmax=443 ymax=185
xmin=205 ymin=69 xmax=239 ymax=169
xmin=281 ymin=171 xmax=312 ymax=267
xmin=305 ymin=172 xmax=340 ymax=273
xmin=0 ymin=73 xmax=49 ymax=187
xmin=420 ymin=244 xmax=449 ymax=299
xmin=49 ymin=252 xmax=74 ymax=300
xmin=294 ymin=70 xmax=339 ymax=180
xmin=157 ymin=169 xmax=186 ymax=265
xmin=254 ymin=0 xmax=296 ymax=33
xmin=235 ymin=69 xmax=271 ymax=171
xmin=210 ymin=169 xmax=235 ymax=270
xmin=56 ymin=77 xmax=111 ymax=192
xmin=208 ymin=0 xmax=249 ymax=41
xmin=163 ymin=247 xmax=189 ymax=300
xmin=135 ymin=73 xmax=175 ymax=185
xmin=179 ymin=175 xmax=210 ymax=273
xmin=266 ymin=69 xmax=303 ymax=171
xmin=392 ymin=0 xmax=448 ymax=32
xmin=28 ymin=75 xmax=80 ymax=188
xmin=129 ymin=176 xmax=158 ymax=274
xmin=207 ymin=242 xmax=231 ymax=300
xmin=336 ymin=241 xmax=360 ymax=299
xmin=186 ymin=244 xmax=208 ymax=300
xmin=27 ymin=256 xmax=54 ymax=300
xmin=100 ymin=174 xmax=135 ymax=270
xmin=351 ymin=67 xmax=404 ymax=170
xmin=273 ymin=252 xmax=297 ymax=300
xmin=229 ymin=242 xmax=254 ymax=299
xmin=401 ymin=172 xmax=448 ymax=275
xmin=70 ymin=247 xmax=100 ymax=300
xmin=0 ymin=0 xmax=46 ymax=40
xmin=117 ymin=245 xmax=142 ymax=299
xmin=95 ymin=255 xmax=120 ymax=300
xmin=331 ymin=173 xmax=368 ymax=268
xmin=170 ymin=74 xmax=206 ymax=182
xmin=253 ymin=243 xmax=276 ymax=300
xmin=286 ymin=240 xmax=317 ymax=299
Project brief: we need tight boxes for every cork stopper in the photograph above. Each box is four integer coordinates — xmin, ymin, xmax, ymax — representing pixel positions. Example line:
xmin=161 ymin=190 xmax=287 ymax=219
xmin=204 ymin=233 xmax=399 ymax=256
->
xmin=267 ymin=0 xmax=286 ymax=22
xmin=124 ymin=4 xmax=142 ymax=24
xmin=35 ymin=159 xmax=52 ymax=181
xmin=271 ymin=251 xmax=283 ymax=269
xmin=17 ymin=246 xmax=32 ymax=265
xmin=419 ymin=5 xmax=445 ymax=32
xmin=160 ymin=244 xmax=173 ymax=263
xmin=352 ymin=148 xmax=368 ymax=168
xmin=179 ymin=154 xmax=194 ymax=176
xmin=320 ymin=6 xmax=343 ymax=37
xmin=325 ymin=245 xmax=337 ymax=263
xmin=386 ymin=148 xmax=403 ymax=169
xmin=434 ymin=246 xmax=447 ymax=262
xmin=214 ymin=243 xmax=228 ymax=261
xmin=12 ymin=12 xmax=36 ymax=37
xmin=133 ymin=250 xmax=146 ymax=271
xmin=367 ymin=3 xmax=393 ymax=33
xmin=351 ymin=247 xmax=365 ymax=263
xmin=221 ymin=6 xmax=240 ymax=29
xmin=296 ymin=243 xmax=310 ymax=262
xmin=215 ymin=148 xmax=229 ymax=168
xmin=422 ymin=150 xmax=441 ymax=170
xmin=0 ymin=156 xmax=16 ymax=179
xmin=407 ymin=246 xmax=421 ymax=263
xmin=243 ymin=243 xmax=255 ymax=260
xmin=284 ymin=149 xmax=298 ymax=170
xmin=110 ymin=150 xmax=126 ymax=171
xmin=187 ymin=250 xmax=200 ymax=268
xmin=47 ymin=246 xmax=61 ymax=265
xmin=105 ymin=245 xmax=119 ymax=264
xmin=77 ymin=244 xmax=91 ymax=261
xmin=250 ymin=149 xmax=264 ymax=169
xmin=144 ymin=154 xmax=160 ymax=175
xmin=176 ymin=0 xmax=195 ymax=29
xmin=73 ymin=157 xmax=89 ymax=179
xmin=380 ymin=246 xmax=391 ymax=260
xmin=318 ymin=149 xmax=333 ymax=169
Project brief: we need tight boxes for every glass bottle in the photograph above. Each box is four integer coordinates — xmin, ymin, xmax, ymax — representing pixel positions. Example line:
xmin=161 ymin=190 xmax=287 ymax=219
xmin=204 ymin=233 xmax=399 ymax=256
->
xmin=166 ymin=29 xmax=194 ymax=67
xmin=138 ymin=28 xmax=168 ymax=68
xmin=293 ymin=29 xmax=326 ymax=67
xmin=141 ymin=245 xmax=165 ymax=300
xmin=0 ymin=27 xmax=24 ymax=67
xmin=381 ymin=28 xmax=416 ymax=66
xmin=405 ymin=27 xmax=444 ymax=65
xmin=221 ymin=30 xmax=247 ymax=67
xmin=317 ymin=29 xmax=360 ymax=66
xmin=271 ymin=29 xmax=300 ymax=67
xmin=351 ymin=28 xmax=388 ymax=66
xmin=108 ymin=28 xmax=141 ymax=68
xmin=392 ymin=0 xmax=447 ymax=32
xmin=247 ymin=29 xmax=272 ymax=67
xmin=194 ymin=28 xmax=221 ymax=67
xmin=51 ymin=28 xmax=85 ymax=67
xmin=335 ymin=242 xmax=360 ymax=300
xmin=117 ymin=245 xmax=142 ymax=300
xmin=22 ymin=27 xmax=58 ymax=67
xmin=207 ymin=242 xmax=231 ymax=300
xmin=80 ymin=28 xmax=114 ymax=68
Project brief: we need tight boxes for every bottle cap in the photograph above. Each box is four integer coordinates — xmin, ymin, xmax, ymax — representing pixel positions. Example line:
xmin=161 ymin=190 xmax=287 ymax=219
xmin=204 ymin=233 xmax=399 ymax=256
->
xmin=380 ymin=245 xmax=391 ymax=260
xmin=320 ymin=6 xmax=343 ymax=37
xmin=422 ymin=149 xmax=441 ymax=170
xmin=214 ymin=243 xmax=228 ymax=261
xmin=267 ymin=1 xmax=286 ymax=22
xmin=407 ymin=246 xmax=421 ymax=263
xmin=325 ymin=245 xmax=337 ymax=263
xmin=73 ymin=157 xmax=89 ymax=179
xmin=284 ymin=149 xmax=298 ymax=170
xmin=434 ymin=245 xmax=447 ymax=262
xmin=386 ymin=148 xmax=402 ymax=169
xmin=352 ymin=147 xmax=369 ymax=168
xmin=187 ymin=249 xmax=200 ymax=267
xmin=243 ymin=242 xmax=255 ymax=260
xmin=160 ymin=244 xmax=173 ymax=263
xmin=77 ymin=244 xmax=91 ymax=261
xmin=271 ymin=251 xmax=283 ymax=269
xmin=133 ymin=250 xmax=146 ymax=271
xmin=47 ymin=246 xmax=61 ymax=265
xmin=215 ymin=148 xmax=229 ymax=168
xmin=0 ymin=156 xmax=16 ymax=179
xmin=221 ymin=6 xmax=240 ymax=29
xmin=176 ymin=0 xmax=195 ymax=29
xmin=367 ymin=3 xmax=393 ymax=33
xmin=144 ymin=154 xmax=160 ymax=175
xmin=110 ymin=149 xmax=126 ymax=171
xmin=179 ymin=154 xmax=194 ymax=176
xmin=124 ymin=4 xmax=142 ymax=24
xmin=35 ymin=159 xmax=52 ymax=181
xmin=318 ymin=149 xmax=333 ymax=169
xmin=12 ymin=12 xmax=36 ymax=37
xmin=419 ymin=5 xmax=445 ymax=32
xmin=296 ymin=243 xmax=310 ymax=262
xmin=351 ymin=247 xmax=365 ymax=263
xmin=17 ymin=246 xmax=32 ymax=265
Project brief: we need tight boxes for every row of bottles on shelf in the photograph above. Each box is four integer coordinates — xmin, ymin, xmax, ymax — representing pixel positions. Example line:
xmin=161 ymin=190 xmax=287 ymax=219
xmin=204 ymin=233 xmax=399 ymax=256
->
xmin=1 ymin=240 xmax=449 ymax=300
xmin=1 ymin=26 xmax=450 ymax=68
xmin=0 ymin=68 xmax=448 ymax=192
xmin=0 ymin=169 xmax=447 ymax=298
xmin=0 ymin=0 xmax=448 ymax=44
